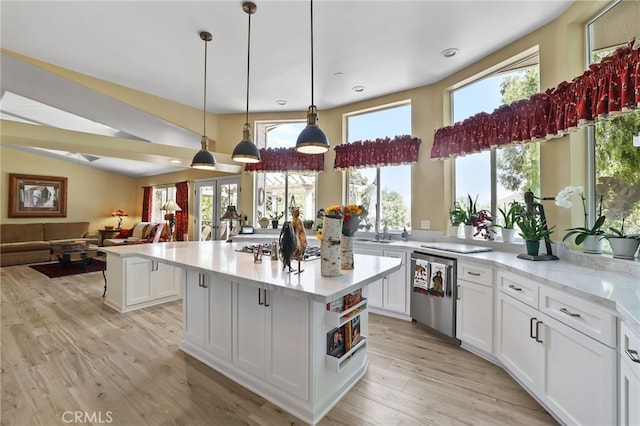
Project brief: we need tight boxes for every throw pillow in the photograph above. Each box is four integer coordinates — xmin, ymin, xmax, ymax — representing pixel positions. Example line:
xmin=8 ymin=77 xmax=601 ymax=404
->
xmin=116 ymin=228 xmax=133 ymax=238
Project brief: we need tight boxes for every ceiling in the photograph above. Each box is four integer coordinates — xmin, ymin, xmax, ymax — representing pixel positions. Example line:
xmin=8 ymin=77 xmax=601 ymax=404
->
xmin=0 ymin=0 xmax=574 ymax=177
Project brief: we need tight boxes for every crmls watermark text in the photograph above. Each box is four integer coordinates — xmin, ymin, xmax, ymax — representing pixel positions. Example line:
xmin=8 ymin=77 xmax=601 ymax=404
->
xmin=62 ymin=411 xmax=113 ymax=424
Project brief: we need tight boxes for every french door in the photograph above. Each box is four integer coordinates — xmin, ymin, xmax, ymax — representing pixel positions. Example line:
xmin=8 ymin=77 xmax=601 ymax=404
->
xmin=194 ymin=177 xmax=240 ymax=241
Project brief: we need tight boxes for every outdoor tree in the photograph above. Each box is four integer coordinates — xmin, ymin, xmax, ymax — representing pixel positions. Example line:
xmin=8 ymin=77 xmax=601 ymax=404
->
xmin=381 ymin=189 xmax=409 ymax=229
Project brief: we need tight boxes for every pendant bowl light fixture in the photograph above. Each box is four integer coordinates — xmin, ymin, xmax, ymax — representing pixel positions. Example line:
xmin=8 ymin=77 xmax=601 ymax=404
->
xmin=191 ymin=31 xmax=217 ymax=170
xmin=232 ymin=2 xmax=262 ymax=163
xmin=295 ymin=0 xmax=329 ymax=154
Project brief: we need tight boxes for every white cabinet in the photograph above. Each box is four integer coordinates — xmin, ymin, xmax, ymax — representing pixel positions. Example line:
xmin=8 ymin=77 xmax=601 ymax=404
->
xmin=234 ymin=283 xmax=310 ymax=399
xmin=456 ymin=262 xmax=494 ymax=354
xmin=496 ymin=271 xmax=616 ymax=426
xmin=183 ymin=270 xmax=232 ymax=362
xmin=356 ymin=246 xmax=408 ymax=317
xmin=104 ymin=254 xmax=183 ymax=313
xmin=619 ymin=321 xmax=640 ymax=426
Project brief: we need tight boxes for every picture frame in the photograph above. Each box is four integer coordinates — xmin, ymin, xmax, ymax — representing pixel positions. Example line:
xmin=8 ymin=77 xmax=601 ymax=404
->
xmin=8 ymin=173 xmax=67 ymax=218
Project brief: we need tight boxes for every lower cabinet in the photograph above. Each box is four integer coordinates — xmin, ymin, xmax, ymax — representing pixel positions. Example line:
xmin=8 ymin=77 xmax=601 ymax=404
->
xmin=497 ymin=282 xmax=616 ymax=426
xmin=356 ymin=247 xmax=408 ymax=316
xmin=456 ymin=262 xmax=494 ymax=354
xmin=619 ymin=321 xmax=640 ymax=426
xmin=234 ymin=283 xmax=310 ymax=399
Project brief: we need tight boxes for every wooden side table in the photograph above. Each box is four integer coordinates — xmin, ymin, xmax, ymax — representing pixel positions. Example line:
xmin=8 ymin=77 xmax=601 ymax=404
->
xmin=98 ymin=228 xmax=121 ymax=246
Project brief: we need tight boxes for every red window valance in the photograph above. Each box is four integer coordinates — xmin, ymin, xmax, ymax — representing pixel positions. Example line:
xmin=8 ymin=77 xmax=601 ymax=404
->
xmin=431 ymin=38 xmax=640 ymax=160
xmin=243 ymin=147 xmax=324 ymax=173
xmin=334 ymin=135 xmax=421 ymax=170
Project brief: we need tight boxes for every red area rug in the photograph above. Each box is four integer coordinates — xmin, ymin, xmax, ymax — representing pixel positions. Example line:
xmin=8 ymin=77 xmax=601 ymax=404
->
xmin=29 ymin=259 xmax=106 ymax=278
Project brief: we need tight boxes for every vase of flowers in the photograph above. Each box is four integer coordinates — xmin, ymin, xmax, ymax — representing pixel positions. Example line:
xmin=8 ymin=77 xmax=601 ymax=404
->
xmin=319 ymin=210 xmax=343 ymax=277
xmin=323 ymin=205 xmax=367 ymax=270
xmin=557 ymin=186 xmax=606 ymax=254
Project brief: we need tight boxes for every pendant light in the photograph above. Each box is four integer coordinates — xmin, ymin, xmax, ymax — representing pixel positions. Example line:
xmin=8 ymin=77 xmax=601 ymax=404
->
xmin=295 ymin=0 xmax=329 ymax=154
xmin=191 ymin=31 xmax=217 ymax=170
xmin=232 ymin=2 xmax=262 ymax=164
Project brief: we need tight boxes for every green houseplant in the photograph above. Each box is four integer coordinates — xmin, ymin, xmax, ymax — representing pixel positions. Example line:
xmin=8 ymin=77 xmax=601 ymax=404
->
xmin=557 ymin=187 xmax=606 ymax=254
xmin=516 ymin=214 xmax=555 ymax=256
xmin=497 ymin=201 xmax=524 ymax=243
xmin=604 ymin=219 xmax=640 ymax=260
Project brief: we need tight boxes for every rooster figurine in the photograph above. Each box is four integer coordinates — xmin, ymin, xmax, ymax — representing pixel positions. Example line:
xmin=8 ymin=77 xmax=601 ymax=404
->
xmin=279 ymin=209 xmax=307 ymax=274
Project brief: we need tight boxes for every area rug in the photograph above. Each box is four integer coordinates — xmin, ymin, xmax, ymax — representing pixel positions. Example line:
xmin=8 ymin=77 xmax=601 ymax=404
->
xmin=29 ymin=259 xmax=106 ymax=278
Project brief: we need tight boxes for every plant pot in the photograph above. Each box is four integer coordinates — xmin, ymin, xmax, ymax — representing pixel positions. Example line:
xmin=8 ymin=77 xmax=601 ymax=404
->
xmin=501 ymin=228 xmax=516 ymax=243
xmin=582 ymin=235 xmax=603 ymax=254
xmin=271 ymin=220 xmax=279 ymax=229
xmin=464 ymin=225 xmax=474 ymax=239
xmin=525 ymin=240 xmax=540 ymax=256
xmin=448 ymin=224 xmax=460 ymax=237
xmin=607 ymin=237 xmax=640 ymax=260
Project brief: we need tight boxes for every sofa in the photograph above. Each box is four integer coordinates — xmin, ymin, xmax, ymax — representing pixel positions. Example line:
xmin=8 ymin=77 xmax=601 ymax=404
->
xmin=0 ymin=222 xmax=100 ymax=266
xmin=102 ymin=222 xmax=169 ymax=246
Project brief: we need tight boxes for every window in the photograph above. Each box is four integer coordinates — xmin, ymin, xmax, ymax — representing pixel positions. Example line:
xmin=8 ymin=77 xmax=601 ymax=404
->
xmin=254 ymin=121 xmax=317 ymax=225
xmin=587 ymin=1 xmax=640 ymax=236
xmin=453 ymin=54 xmax=540 ymax=225
xmin=346 ymin=103 xmax=411 ymax=232
xmin=152 ymin=186 xmax=176 ymax=223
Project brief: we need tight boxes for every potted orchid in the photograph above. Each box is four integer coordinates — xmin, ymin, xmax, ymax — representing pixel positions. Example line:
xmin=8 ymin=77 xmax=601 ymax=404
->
xmin=556 ymin=186 xmax=606 ymax=254
xmin=604 ymin=218 xmax=640 ymax=260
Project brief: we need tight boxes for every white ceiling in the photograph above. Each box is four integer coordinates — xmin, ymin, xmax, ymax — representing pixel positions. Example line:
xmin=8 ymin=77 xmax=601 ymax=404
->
xmin=0 ymin=0 xmax=575 ymax=177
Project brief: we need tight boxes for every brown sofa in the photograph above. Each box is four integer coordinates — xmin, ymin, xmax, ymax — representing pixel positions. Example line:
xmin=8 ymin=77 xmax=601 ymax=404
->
xmin=0 ymin=222 xmax=100 ymax=266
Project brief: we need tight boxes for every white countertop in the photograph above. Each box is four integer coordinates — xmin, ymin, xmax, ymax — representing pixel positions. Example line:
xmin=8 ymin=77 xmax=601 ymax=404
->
xmin=100 ymin=241 xmax=402 ymax=303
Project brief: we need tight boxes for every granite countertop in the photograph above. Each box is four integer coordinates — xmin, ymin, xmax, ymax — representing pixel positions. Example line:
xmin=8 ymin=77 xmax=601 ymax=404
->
xmin=100 ymin=241 xmax=401 ymax=303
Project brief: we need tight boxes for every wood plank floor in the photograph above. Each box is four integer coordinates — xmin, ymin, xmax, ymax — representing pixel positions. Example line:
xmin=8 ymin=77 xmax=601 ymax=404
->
xmin=1 ymin=264 xmax=556 ymax=425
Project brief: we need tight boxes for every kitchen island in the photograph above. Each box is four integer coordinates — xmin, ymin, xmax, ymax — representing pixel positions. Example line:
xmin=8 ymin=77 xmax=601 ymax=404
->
xmin=101 ymin=241 xmax=402 ymax=425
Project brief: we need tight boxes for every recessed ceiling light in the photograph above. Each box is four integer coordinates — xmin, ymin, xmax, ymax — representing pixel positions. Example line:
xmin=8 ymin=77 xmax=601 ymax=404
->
xmin=441 ymin=48 xmax=459 ymax=58
xmin=169 ymin=159 xmax=181 ymax=164
xmin=352 ymin=86 xmax=365 ymax=93
xmin=275 ymin=99 xmax=287 ymax=106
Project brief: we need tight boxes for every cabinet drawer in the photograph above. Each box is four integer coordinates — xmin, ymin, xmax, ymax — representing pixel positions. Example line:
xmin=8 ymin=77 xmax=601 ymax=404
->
xmin=620 ymin=321 xmax=640 ymax=377
xmin=496 ymin=271 xmax=539 ymax=308
xmin=458 ymin=262 xmax=493 ymax=286
xmin=539 ymin=286 xmax=616 ymax=347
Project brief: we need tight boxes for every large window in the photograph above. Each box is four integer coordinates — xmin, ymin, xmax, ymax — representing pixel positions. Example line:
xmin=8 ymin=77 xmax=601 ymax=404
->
xmin=254 ymin=121 xmax=317 ymax=226
xmin=453 ymin=55 xmax=540 ymax=225
xmin=152 ymin=186 xmax=176 ymax=223
xmin=346 ymin=103 xmax=411 ymax=233
xmin=587 ymin=0 xmax=640 ymax=237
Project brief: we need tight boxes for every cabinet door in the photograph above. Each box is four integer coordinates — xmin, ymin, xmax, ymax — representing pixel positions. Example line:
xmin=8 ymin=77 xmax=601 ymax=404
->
xmin=457 ymin=280 xmax=493 ymax=353
xmin=153 ymin=261 xmax=178 ymax=298
xmin=382 ymin=250 xmax=407 ymax=314
xmin=356 ymin=247 xmax=384 ymax=308
xmin=541 ymin=313 xmax=616 ymax=426
xmin=183 ymin=269 xmax=207 ymax=347
xmin=234 ymin=283 xmax=266 ymax=377
xmin=497 ymin=293 xmax=543 ymax=393
xmin=265 ymin=291 xmax=309 ymax=399
xmin=205 ymin=273 xmax=232 ymax=362
xmin=620 ymin=354 xmax=640 ymax=426
xmin=125 ymin=257 xmax=153 ymax=306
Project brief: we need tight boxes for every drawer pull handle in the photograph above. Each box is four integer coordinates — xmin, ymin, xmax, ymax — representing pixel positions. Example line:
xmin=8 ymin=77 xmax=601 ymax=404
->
xmin=457 ymin=285 xmax=461 ymax=301
xmin=508 ymin=284 xmax=523 ymax=291
xmin=560 ymin=307 xmax=580 ymax=317
xmin=263 ymin=289 xmax=270 ymax=307
xmin=626 ymin=349 xmax=640 ymax=363
xmin=530 ymin=317 xmax=537 ymax=339
xmin=258 ymin=288 xmax=263 ymax=305
xmin=535 ymin=320 xmax=543 ymax=343
xmin=467 ymin=271 xmax=481 ymax=276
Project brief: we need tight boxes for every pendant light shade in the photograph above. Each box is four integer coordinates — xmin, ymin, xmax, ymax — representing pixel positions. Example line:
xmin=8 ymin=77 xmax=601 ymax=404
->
xmin=191 ymin=31 xmax=217 ymax=170
xmin=296 ymin=0 xmax=329 ymax=154
xmin=232 ymin=2 xmax=261 ymax=164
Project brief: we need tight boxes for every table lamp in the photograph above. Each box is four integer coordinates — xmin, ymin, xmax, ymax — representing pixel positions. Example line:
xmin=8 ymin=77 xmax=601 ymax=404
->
xmin=220 ymin=205 xmax=241 ymax=243
xmin=161 ymin=200 xmax=182 ymax=242
xmin=111 ymin=209 xmax=128 ymax=229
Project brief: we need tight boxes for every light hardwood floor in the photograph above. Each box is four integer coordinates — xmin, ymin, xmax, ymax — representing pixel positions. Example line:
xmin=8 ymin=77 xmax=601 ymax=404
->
xmin=1 ymin=264 xmax=556 ymax=425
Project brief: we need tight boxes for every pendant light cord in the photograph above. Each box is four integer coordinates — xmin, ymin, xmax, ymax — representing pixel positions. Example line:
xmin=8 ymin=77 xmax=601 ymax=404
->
xmin=203 ymin=36 xmax=208 ymax=138
xmin=310 ymin=0 xmax=315 ymax=106
xmin=245 ymin=11 xmax=251 ymax=124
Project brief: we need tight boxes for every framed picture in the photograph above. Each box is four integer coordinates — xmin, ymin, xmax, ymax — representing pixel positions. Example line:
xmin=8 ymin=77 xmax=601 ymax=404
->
xmin=8 ymin=173 xmax=67 ymax=218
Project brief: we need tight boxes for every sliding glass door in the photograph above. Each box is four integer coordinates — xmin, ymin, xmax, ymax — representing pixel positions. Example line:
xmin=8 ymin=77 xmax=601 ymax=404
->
xmin=194 ymin=177 xmax=240 ymax=241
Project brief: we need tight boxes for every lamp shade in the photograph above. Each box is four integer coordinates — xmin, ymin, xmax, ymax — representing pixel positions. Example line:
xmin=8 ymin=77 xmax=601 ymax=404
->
xmin=232 ymin=125 xmax=261 ymax=163
xmin=111 ymin=209 xmax=128 ymax=217
xmin=220 ymin=205 xmax=241 ymax=220
xmin=161 ymin=200 xmax=182 ymax=212
xmin=191 ymin=146 xmax=217 ymax=170
xmin=296 ymin=124 xmax=329 ymax=154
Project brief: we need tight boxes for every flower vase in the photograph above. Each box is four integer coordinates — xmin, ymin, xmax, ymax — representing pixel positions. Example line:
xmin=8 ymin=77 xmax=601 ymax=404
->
xmin=582 ymin=235 xmax=603 ymax=254
xmin=464 ymin=225 xmax=475 ymax=239
xmin=341 ymin=235 xmax=354 ymax=269
xmin=321 ymin=216 xmax=342 ymax=277
xmin=501 ymin=228 xmax=515 ymax=243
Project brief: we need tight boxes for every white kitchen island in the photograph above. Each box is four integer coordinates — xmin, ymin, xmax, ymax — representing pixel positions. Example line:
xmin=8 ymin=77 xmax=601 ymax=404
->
xmin=101 ymin=241 xmax=402 ymax=425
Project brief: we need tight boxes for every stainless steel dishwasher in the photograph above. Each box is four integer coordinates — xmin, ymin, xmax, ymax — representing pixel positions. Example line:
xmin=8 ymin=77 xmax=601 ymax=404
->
xmin=410 ymin=251 xmax=458 ymax=342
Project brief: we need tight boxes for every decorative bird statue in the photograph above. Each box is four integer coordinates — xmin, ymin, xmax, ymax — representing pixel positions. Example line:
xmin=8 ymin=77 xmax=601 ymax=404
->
xmin=279 ymin=209 xmax=307 ymax=274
